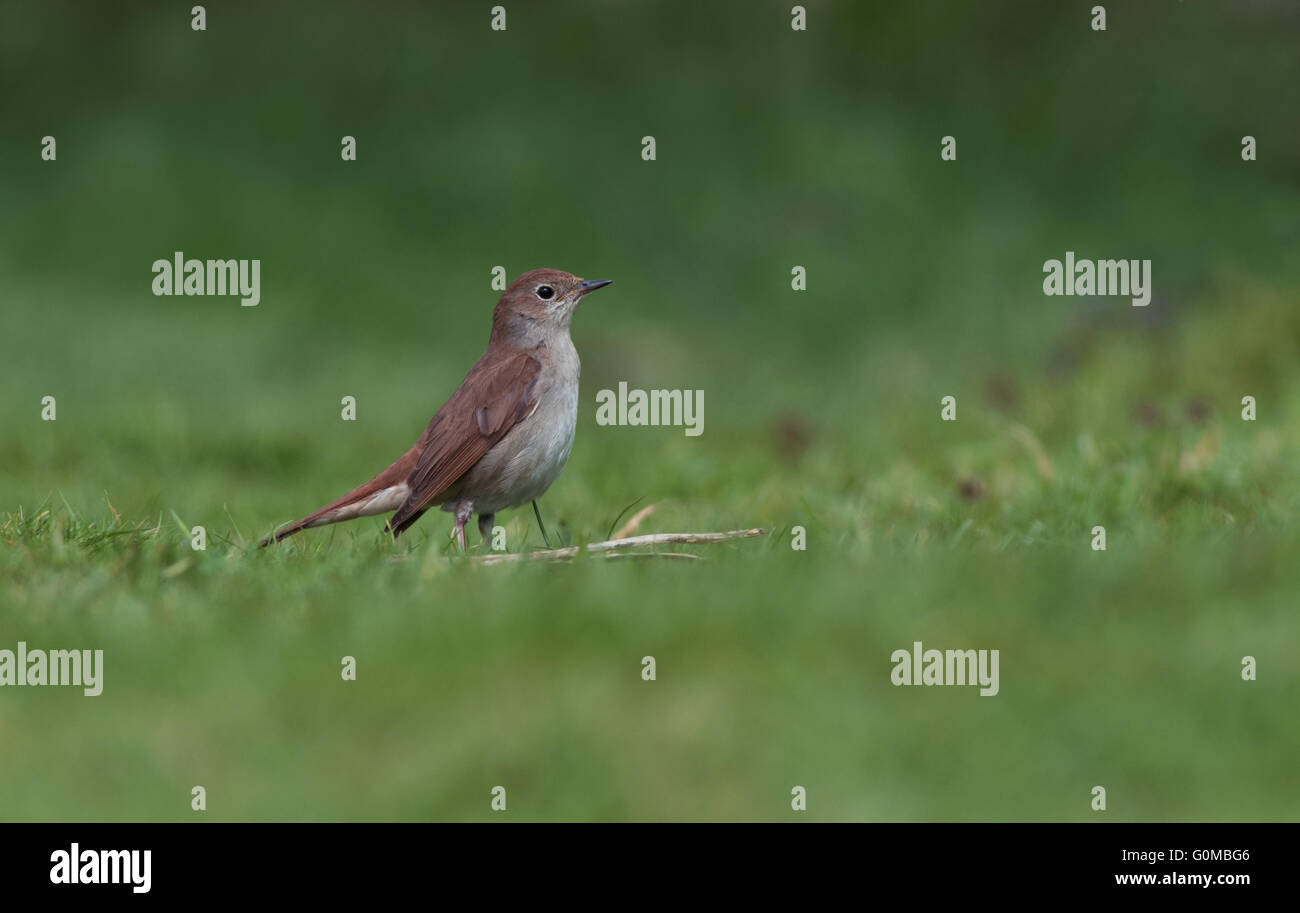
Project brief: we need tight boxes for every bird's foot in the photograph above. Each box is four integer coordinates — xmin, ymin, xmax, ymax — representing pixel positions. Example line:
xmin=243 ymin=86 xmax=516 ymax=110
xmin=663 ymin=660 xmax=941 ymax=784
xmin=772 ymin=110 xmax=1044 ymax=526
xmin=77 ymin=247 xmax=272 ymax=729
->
xmin=451 ymin=499 xmax=474 ymax=551
xmin=477 ymin=512 xmax=495 ymax=548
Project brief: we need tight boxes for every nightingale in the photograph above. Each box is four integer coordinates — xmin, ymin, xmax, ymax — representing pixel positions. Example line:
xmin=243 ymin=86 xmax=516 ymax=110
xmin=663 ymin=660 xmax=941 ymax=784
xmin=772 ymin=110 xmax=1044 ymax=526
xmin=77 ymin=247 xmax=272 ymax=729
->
xmin=261 ymin=268 xmax=611 ymax=549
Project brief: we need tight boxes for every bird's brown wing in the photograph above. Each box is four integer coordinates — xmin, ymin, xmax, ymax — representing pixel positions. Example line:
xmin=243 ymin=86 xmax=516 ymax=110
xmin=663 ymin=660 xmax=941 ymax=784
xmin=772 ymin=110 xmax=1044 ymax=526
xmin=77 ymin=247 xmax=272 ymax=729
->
xmin=389 ymin=351 xmax=542 ymax=537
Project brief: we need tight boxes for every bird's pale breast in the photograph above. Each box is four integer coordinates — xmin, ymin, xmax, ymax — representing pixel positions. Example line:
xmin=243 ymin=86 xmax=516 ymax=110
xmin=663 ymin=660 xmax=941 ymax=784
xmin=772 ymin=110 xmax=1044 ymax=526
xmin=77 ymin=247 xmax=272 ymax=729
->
xmin=452 ymin=337 xmax=580 ymax=514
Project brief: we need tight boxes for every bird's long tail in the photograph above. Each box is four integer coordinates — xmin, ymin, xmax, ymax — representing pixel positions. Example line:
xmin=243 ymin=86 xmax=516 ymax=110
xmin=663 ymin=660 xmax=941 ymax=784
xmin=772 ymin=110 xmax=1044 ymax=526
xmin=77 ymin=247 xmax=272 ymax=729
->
xmin=259 ymin=445 xmax=420 ymax=546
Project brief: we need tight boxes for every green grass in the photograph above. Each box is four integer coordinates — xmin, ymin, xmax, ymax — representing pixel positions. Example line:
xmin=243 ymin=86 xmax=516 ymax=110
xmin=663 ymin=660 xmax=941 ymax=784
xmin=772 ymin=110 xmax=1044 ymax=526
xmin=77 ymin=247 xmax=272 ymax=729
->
xmin=2 ymin=274 xmax=1298 ymax=821
xmin=3 ymin=517 xmax=1298 ymax=822
xmin=2 ymin=1 xmax=1298 ymax=821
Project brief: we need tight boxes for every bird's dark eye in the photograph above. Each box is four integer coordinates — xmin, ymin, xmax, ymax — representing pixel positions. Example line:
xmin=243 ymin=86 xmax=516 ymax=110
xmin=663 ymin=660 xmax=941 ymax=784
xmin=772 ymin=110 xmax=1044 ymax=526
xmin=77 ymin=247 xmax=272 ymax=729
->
xmin=536 ymin=285 xmax=554 ymax=300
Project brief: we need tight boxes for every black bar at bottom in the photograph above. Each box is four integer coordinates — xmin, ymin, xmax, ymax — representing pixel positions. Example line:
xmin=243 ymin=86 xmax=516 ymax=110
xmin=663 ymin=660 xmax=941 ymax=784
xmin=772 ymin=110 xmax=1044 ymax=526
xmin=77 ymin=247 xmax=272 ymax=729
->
xmin=0 ymin=823 xmax=1283 ymax=898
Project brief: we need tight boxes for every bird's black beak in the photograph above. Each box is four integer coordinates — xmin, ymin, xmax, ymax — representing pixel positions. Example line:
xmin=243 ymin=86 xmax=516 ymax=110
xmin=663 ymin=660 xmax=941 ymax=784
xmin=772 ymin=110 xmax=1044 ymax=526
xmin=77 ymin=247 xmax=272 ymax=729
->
xmin=579 ymin=279 xmax=613 ymax=294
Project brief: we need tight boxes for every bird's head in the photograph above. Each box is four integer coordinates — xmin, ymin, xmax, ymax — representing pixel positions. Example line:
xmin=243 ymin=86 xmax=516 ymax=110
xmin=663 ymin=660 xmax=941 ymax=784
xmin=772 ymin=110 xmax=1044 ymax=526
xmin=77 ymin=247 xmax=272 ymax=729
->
xmin=491 ymin=268 xmax=612 ymax=345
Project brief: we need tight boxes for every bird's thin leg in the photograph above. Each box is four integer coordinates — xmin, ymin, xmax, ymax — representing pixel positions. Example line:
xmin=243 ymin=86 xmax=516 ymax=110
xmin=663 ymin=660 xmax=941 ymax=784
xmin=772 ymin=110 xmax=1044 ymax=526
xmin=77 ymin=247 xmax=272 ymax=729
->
xmin=452 ymin=499 xmax=474 ymax=551
xmin=477 ymin=512 xmax=495 ymax=547
xmin=532 ymin=499 xmax=552 ymax=549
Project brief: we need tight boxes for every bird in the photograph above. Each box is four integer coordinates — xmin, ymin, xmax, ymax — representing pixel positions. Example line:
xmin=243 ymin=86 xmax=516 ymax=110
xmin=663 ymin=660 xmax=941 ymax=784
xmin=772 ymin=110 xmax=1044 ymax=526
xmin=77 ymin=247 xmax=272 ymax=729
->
xmin=260 ymin=268 xmax=611 ymax=549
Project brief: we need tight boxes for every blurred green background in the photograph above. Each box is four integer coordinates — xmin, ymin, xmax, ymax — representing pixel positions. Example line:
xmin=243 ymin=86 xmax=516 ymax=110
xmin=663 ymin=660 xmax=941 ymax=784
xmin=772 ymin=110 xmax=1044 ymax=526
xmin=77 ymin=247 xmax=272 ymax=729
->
xmin=1 ymin=1 xmax=1298 ymax=820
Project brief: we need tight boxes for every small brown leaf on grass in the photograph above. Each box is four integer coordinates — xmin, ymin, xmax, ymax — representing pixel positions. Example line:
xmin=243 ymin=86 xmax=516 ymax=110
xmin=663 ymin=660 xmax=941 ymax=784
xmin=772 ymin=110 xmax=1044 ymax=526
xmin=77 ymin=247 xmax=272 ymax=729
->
xmin=1009 ymin=422 xmax=1055 ymax=481
xmin=771 ymin=411 xmax=815 ymax=465
xmin=1134 ymin=400 xmax=1164 ymax=429
xmin=1179 ymin=426 xmax=1221 ymax=476
xmin=612 ymin=503 xmax=656 ymax=539
xmin=984 ymin=372 xmax=1020 ymax=413
xmin=162 ymin=557 xmax=195 ymax=579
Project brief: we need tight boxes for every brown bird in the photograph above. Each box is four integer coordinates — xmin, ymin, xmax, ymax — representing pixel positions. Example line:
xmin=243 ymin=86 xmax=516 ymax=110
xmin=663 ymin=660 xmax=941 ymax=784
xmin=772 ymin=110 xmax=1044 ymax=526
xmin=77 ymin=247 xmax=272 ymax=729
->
xmin=261 ymin=268 xmax=611 ymax=549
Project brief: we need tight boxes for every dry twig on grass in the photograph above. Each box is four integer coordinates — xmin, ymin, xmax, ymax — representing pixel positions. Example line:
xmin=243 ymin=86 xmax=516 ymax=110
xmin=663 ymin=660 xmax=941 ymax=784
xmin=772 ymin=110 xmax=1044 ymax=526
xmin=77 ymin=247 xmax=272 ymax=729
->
xmin=471 ymin=528 xmax=765 ymax=565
